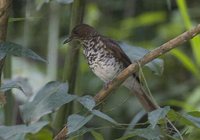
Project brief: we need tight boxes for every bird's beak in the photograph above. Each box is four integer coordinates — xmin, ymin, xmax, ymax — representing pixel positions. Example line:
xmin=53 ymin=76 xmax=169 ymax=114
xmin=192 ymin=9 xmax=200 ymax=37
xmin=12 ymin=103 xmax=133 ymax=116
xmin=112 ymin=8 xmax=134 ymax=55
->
xmin=63 ymin=35 xmax=73 ymax=44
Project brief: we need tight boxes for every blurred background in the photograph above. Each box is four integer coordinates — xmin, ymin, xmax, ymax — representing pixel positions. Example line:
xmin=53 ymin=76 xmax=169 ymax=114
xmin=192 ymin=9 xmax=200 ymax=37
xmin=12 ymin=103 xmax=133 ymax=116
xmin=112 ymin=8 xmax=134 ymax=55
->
xmin=1 ymin=0 xmax=200 ymax=139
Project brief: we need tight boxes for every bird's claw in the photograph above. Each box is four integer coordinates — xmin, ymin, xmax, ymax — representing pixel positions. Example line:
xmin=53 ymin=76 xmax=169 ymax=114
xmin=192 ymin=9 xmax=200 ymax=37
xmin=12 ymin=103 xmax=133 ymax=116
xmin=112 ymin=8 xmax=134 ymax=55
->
xmin=104 ymin=81 xmax=112 ymax=89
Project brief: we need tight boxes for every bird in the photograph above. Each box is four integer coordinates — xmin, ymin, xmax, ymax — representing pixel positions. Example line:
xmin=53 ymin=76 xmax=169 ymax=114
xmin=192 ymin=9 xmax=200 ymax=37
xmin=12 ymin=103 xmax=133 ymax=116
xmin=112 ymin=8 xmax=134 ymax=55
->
xmin=64 ymin=24 xmax=159 ymax=112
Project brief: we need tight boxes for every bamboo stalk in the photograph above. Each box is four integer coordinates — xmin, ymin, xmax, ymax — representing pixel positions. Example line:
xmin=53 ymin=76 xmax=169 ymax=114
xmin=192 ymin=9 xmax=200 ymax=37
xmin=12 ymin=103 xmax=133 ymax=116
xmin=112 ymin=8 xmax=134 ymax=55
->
xmin=0 ymin=0 xmax=11 ymax=79
xmin=52 ymin=0 xmax=86 ymax=132
xmin=0 ymin=0 xmax=15 ymax=125
xmin=47 ymin=1 xmax=59 ymax=80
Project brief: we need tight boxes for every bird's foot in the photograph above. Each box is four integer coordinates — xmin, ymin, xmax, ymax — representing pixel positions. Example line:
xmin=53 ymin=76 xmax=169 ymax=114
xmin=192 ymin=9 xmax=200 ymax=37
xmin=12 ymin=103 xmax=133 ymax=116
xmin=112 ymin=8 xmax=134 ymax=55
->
xmin=104 ymin=81 xmax=112 ymax=89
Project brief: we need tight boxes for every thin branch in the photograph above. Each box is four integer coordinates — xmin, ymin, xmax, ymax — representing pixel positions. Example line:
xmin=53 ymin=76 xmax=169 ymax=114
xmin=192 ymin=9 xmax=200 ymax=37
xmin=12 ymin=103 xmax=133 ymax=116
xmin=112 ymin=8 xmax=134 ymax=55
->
xmin=53 ymin=127 xmax=68 ymax=140
xmin=94 ymin=24 xmax=200 ymax=103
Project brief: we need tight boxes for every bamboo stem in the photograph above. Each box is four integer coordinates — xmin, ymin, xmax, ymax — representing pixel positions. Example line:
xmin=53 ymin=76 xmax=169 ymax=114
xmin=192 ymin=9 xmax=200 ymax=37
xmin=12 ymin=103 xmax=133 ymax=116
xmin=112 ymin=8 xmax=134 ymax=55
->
xmin=0 ymin=0 xmax=15 ymax=125
xmin=52 ymin=0 xmax=85 ymax=132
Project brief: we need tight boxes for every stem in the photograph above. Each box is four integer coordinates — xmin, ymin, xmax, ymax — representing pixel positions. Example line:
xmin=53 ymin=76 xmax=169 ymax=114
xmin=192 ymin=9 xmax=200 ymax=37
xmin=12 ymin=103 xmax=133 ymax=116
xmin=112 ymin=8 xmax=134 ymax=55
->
xmin=0 ymin=0 xmax=11 ymax=82
xmin=47 ymin=1 xmax=59 ymax=80
xmin=53 ymin=0 xmax=85 ymax=132
xmin=23 ymin=0 xmax=32 ymax=48
xmin=0 ymin=0 xmax=15 ymax=125
xmin=4 ymin=57 xmax=15 ymax=125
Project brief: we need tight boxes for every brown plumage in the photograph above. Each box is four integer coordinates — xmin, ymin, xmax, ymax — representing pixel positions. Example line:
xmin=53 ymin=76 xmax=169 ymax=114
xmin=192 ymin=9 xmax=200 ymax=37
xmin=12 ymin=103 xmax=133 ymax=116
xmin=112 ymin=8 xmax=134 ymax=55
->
xmin=64 ymin=24 xmax=158 ymax=111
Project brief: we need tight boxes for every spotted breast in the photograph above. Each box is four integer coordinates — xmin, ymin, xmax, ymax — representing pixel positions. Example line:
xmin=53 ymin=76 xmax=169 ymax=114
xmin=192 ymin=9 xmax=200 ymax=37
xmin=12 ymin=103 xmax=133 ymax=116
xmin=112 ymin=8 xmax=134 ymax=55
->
xmin=64 ymin=24 xmax=159 ymax=111
xmin=82 ymin=37 xmax=124 ymax=83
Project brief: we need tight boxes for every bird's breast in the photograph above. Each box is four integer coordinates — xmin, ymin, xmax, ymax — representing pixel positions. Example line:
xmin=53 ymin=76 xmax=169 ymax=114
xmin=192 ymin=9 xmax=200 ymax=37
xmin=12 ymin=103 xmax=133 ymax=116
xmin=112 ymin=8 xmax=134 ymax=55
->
xmin=83 ymin=42 xmax=124 ymax=82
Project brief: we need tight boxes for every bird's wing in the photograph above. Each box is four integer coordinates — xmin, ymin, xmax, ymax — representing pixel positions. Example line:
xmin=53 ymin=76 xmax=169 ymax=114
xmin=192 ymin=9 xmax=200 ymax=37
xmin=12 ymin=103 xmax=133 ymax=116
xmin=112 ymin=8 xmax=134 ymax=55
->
xmin=101 ymin=36 xmax=140 ymax=82
xmin=101 ymin=36 xmax=132 ymax=67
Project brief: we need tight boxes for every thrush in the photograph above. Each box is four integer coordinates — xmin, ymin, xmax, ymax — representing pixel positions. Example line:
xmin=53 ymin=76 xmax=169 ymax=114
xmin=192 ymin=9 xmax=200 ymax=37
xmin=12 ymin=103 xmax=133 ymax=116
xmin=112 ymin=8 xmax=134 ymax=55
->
xmin=64 ymin=24 xmax=159 ymax=112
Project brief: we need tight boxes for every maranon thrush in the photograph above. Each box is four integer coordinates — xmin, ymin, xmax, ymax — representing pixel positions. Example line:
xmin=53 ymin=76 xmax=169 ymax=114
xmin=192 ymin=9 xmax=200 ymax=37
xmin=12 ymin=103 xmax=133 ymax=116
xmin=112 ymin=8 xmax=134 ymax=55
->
xmin=64 ymin=24 xmax=159 ymax=112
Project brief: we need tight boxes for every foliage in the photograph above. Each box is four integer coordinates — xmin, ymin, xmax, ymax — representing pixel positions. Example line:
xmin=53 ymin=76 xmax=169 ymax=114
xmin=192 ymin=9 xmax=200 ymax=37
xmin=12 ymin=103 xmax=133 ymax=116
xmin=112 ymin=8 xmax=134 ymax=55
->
xmin=169 ymin=0 xmax=200 ymax=80
xmin=67 ymin=114 xmax=93 ymax=135
xmin=0 ymin=42 xmax=46 ymax=63
xmin=0 ymin=0 xmax=200 ymax=140
xmin=1 ymin=77 xmax=33 ymax=98
xmin=177 ymin=0 xmax=200 ymax=67
xmin=35 ymin=0 xmax=74 ymax=10
xmin=148 ymin=106 xmax=170 ymax=128
xmin=116 ymin=126 xmax=161 ymax=140
xmin=0 ymin=122 xmax=48 ymax=140
xmin=77 ymin=95 xmax=95 ymax=111
xmin=20 ymin=81 xmax=76 ymax=124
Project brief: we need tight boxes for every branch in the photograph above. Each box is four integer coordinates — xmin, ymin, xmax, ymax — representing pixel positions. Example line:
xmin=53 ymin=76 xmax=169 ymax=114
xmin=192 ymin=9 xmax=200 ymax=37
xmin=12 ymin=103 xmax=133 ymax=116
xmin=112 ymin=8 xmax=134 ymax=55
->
xmin=94 ymin=24 xmax=200 ymax=103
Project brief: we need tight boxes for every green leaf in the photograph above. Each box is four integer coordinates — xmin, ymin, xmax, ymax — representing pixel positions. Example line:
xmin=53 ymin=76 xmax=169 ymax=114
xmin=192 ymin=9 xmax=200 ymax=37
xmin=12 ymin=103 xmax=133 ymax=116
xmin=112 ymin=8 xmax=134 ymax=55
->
xmin=27 ymin=128 xmax=53 ymax=140
xmin=91 ymin=131 xmax=104 ymax=140
xmin=166 ymin=100 xmax=195 ymax=111
xmin=35 ymin=0 xmax=50 ymax=10
xmin=124 ymin=110 xmax=146 ymax=135
xmin=167 ymin=110 xmax=187 ymax=122
xmin=167 ymin=110 xmax=200 ymax=128
xmin=0 ymin=42 xmax=46 ymax=63
xmin=77 ymin=95 xmax=95 ymax=111
xmin=121 ymin=11 xmax=166 ymax=30
xmin=67 ymin=114 xmax=93 ymax=135
xmin=92 ymin=110 xmax=119 ymax=125
xmin=20 ymin=81 xmax=77 ymax=124
xmin=148 ymin=106 xmax=170 ymax=128
xmin=117 ymin=126 xmax=161 ymax=140
xmin=1 ymin=77 xmax=33 ymax=97
xmin=36 ymin=0 xmax=73 ymax=10
xmin=56 ymin=0 xmax=74 ymax=4
xmin=7 ymin=134 xmax=26 ymax=140
xmin=68 ymin=127 xmax=93 ymax=138
xmin=177 ymin=0 xmax=200 ymax=66
xmin=9 ymin=17 xmax=42 ymax=22
xmin=188 ymin=111 xmax=200 ymax=117
xmin=171 ymin=49 xmax=200 ymax=78
xmin=0 ymin=121 xmax=48 ymax=140
xmin=9 ymin=17 xmax=27 ymax=22
xmin=133 ymin=127 xmax=161 ymax=140
xmin=116 ymin=133 xmax=137 ymax=140
xmin=181 ymin=113 xmax=200 ymax=128
xmin=187 ymin=87 xmax=200 ymax=109
xmin=110 ymin=11 xmax=166 ymax=39
xmin=120 ymin=43 xmax=164 ymax=75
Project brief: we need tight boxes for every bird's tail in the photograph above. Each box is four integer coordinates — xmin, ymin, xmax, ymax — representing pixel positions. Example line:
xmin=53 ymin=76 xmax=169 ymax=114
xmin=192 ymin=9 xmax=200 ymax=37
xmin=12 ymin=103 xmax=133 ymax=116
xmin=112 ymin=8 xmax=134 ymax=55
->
xmin=123 ymin=76 xmax=159 ymax=111
xmin=123 ymin=77 xmax=180 ymax=136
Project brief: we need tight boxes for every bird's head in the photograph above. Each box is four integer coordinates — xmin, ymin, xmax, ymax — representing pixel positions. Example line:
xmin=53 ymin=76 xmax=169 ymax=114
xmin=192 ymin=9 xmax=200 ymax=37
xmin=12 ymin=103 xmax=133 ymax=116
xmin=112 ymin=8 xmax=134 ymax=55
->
xmin=63 ymin=24 xmax=98 ymax=44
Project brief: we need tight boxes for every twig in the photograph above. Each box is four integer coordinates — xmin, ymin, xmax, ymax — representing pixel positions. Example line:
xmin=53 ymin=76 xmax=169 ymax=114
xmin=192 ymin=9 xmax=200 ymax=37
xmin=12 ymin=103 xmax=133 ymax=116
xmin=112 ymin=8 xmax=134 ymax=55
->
xmin=165 ymin=117 xmax=183 ymax=140
xmin=53 ymin=126 xmax=68 ymax=140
